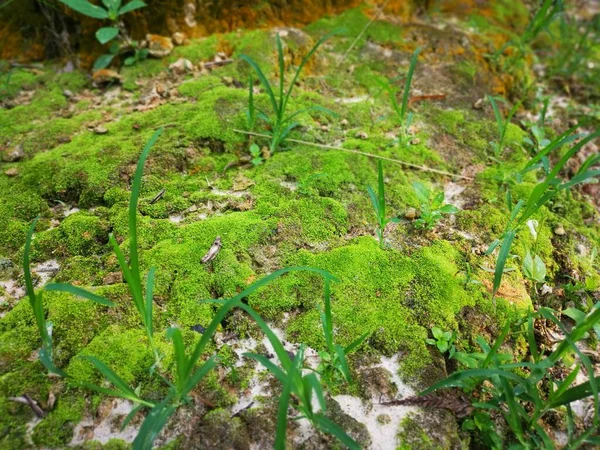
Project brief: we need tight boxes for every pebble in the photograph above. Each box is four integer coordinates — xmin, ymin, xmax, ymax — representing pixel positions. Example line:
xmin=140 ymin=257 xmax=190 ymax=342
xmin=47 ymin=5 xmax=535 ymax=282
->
xmin=2 ymin=145 xmax=25 ymax=162
xmin=146 ymin=34 xmax=174 ymax=57
xmin=340 ymin=119 xmax=349 ymax=127
xmin=92 ymin=69 xmax=122 ymax=85
xmin=554 ymin=225 xmax=566 ymax=236
xmin=169 ymin=58 xmax=194 ymax=75
xmin=63 ymin=89 xmax=74 ymax=98
xmin=4 ymin=168 xmax=18 ymax=177
xmin=576 ymin=244 xmax=588 ymax=257
xmin=473 ymin=98 xmax=484 ymax=109
xmin=93 ymin=126 xmax=108 ymax=135
xmin=356 ymin=131 xmax=368 ymax=139
xmin=172 ymin=32 xmax=186 ymax=46
xmin=405 ymin=207 xmax=417 ymax=220
xmin=410 ymin=137 xmax=421 ymax=145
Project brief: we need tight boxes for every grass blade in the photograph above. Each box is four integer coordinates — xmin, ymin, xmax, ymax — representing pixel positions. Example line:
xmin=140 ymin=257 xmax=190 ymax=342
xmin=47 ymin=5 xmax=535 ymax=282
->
xmin=313 ymin=415 xmax=361 ymax=450
xmin=45 ymin=283 xmax=115 ymax=307
xmin=80 ymin=356 xmax=140 ymax=399
xmin=145 ymin=267 xmax=155 ymax=338
xmin=492 ymin=230 xmax=516 ymax=299
xmin=399 ymin=47 xmax=420 ymax=123
xmin=240 ymin=55 xmax=278 ymax=114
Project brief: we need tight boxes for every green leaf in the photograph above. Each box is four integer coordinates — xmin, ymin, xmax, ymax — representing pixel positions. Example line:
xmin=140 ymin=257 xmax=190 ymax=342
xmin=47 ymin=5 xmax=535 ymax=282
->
xmin=81 ymin=356 xmax=140 ymax=400
xmin=334 ymin=344 xmax=351 ymax=382
xmin=493 ymin=231 xmax=516 ymax=298
xmin=118 ymin=0 xmax=146 ymax=15
xmin=59 ymin=0 xmax=109 ymax=19
xmin=522 ymin=251 xmax=546 ymax=283
xmin=45 ymin=283 xmax=115 ymax=307
xmin=399 ymin=47 xmax=420 ymax=124
xmin=437 ymin=341 xmax=449 ymax=353
xmin=124 ymin=57 xmax=136 ymax=66
xmin=132 ymin=398 xmax=176 ymax=450
xmin=120 ymin=404 xmax=144 ymax=431
xmin=412 ymin=182 xmax=430 ymax=204
xmin=93 ymin=54 xmax=115 ymax=71
xmin=563 ymin=307 xmax=586 ymax=324
xmin=431 ymin=327 xmax=443 ymax=339
xmin=313 ymin=415 xmax=361 ymax=450
xmin=439 ymin=204 xmax=458 ymax=214
xmin=240 ymin=54 xmax=278 ymax=117
xmin=96 ymin=27 xmax=119 ymax=44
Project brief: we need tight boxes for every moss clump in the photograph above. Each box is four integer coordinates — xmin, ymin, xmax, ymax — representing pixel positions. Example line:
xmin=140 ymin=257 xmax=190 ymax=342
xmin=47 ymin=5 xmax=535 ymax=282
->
xmin=32 ymin=394 xmax=86 ymax=448
xmin=67 ymin=325 xmax=154 ymax=386
xmin=397 ymin=410 xmax=465 ymax=450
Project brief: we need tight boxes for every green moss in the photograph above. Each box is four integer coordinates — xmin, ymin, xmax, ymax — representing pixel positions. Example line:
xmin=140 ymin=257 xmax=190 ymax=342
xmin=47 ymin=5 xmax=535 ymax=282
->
xmin=32 ymin=394 xmax=86 ymax=447
xmin=67 ymin=325 xmax=154 ymax=386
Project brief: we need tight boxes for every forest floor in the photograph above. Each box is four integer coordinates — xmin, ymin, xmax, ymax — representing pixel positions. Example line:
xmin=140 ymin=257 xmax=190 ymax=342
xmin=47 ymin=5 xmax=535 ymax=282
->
xmin=0 ymin=2 xmax=599 ymax=449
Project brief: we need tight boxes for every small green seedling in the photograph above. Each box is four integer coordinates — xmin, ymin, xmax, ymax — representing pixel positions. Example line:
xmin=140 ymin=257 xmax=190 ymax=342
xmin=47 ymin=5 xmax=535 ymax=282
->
xmin=412 ymin=182 xmax=458 ymax=230
xmin=426 ymin=327 xmax=456 ymax=357
xmin=488 ymin=95 xmax=520 ymax=159
xmin=23 ymin=219 xmax=114 ymax=376
xmin=241 ymin=32 xmax=336 ymax=154
xmin=58 ymin=0 xmax=147 ymax=70
xmin=368 ymin=160 xmax=400 ymax=248
xmin=206 ymin=267 xmax=361 ymax=450
xmin=249 ymin=143 xmax=263 ymax=166
xmin=488 ymin=128 xmax=600 ymax=302
xmin=108 ymin=128 xmax=163 ymax=362
xmin=387 ymin=47 xmax=421 ymax=147
xmin=317 ymin=278 xmax=369 ymax=385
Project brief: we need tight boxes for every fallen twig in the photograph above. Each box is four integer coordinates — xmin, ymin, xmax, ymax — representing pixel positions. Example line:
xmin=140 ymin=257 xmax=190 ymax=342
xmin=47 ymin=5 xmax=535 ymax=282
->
xmin=337 ymin=0 xmax=391 ymax=67
xmin=233 ymin=129 xmax=474 ymax=180
xmin=8 ymin=395 xmax=46 ymax=418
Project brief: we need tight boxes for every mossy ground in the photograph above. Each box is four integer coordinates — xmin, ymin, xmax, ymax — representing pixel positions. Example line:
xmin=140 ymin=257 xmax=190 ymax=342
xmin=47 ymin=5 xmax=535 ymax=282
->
xmin=0 ymin=2 xmax=599 ymax=449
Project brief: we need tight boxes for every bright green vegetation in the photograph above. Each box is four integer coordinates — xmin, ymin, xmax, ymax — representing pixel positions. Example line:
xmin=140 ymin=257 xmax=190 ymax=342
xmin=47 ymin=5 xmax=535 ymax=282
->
xmin=0 ymin=1 xmax=599 ymax=449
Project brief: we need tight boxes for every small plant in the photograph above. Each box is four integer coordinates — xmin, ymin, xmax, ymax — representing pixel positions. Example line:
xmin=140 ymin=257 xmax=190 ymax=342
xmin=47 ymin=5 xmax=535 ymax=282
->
xmin=23 ymin=219 xmax=114 ymax=376
xmin=316 ymin=278 xmax=369 ymax=385
xmin=386 ymin=47 xmax=421 ymax=147
xmin=411 ymin=182 xmax=458 ymax=230
xmin=488 ymin=95 xmax=520 ymax=159
xmin=487 ymin=128 xmax=600 ymax=301
xmin=241 ymin=32 xmax=336 ymax=154
xmin=522 ymin=250 xmax=546 ymax=285
xmin=457 ymin=262 xmax=481 ymax=289
xmin=368 ymin=160 xmax=400 ymax=247
xmin=108 ymin=128 xmax=163 ymax=362
xmin=424 ymin=310 xmax=600 ymax=449
xmin=58 ymin=0 xmax=148 ymax=70
xmin=426 ymin=327 xmax=456 ymax=357
xmin=249 ymin=143 xmax=263 ymax=166
xmin=207 ymin=267 xmax=361 ymax=450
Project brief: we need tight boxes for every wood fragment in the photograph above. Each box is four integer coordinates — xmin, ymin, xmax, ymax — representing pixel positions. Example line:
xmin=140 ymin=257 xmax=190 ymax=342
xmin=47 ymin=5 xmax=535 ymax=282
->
xmin=201 ymin=236 xmax=222 ymax=263
xmin=381 ymin=389 xmax=473 ymax=418
xmin=149 ymin=188 xmax=166 ymax=204
xmin=408 ymin=94 xmax=447 ymax=106
xmin=8 ymin=395 xmax=46 ymax=418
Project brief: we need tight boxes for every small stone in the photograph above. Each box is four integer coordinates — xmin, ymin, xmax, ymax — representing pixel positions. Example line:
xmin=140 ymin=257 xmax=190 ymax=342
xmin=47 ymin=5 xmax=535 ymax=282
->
xmin=2 ymin=145 xmax=25 ymax=162
xmin=473 ymin=98 xmax=484 ymax=109
xmin=340 ymin=119 xmax=349 ymax=127
xmin=103 ymin=272 xmax=122 ymax=285
xmin=190 ymin=324 xmax=205 ymax=334
xmin=4 ymin=168 xmax=18 ymax=177
xmin=155 ymin=83 xmax=166 ymax=96
xmin=410 ymin=137 xmax=421 ymax=145
xmin=92 ymin=69 xmax=122 ymax=85
xmin=169 ymin=88 xmax=180 ymax=98
xmin=63 ymin=89 xmax=74 ymax=98
xmin=146 ymin=34 xmax=174 ymax=57
xmin=188 ymin=205 xmax=198 ymax=213
xmin=576 ymin=244 xmax=588 ymax=257
xmin=405 ymin=207 xmax=417 ymax=220
xmin=93 ymin=126 xmax=108 ymax=135
xmin=172 ymin=32 xmax=186 ymax=46
xmin=232 ymin=173 xmax=255 ymax=191
xmin=356 ymin=131 xmax=368 ymax=139
xmin=321 ymin=124 xmax=330 ymax=132
xmin=554 ymin=226 xmax=566 ymax=236
xmin=169 ymin=58 xmax=194 ymax=75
